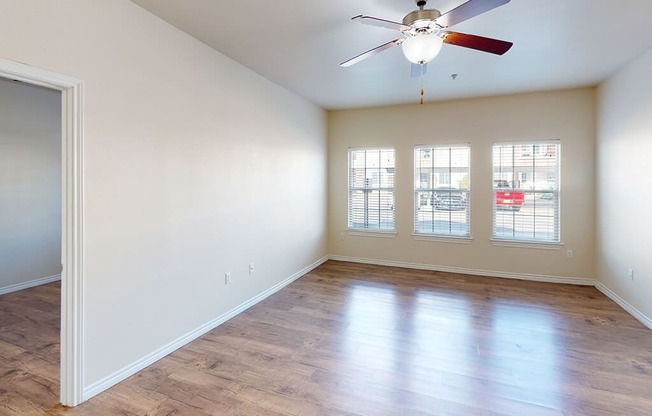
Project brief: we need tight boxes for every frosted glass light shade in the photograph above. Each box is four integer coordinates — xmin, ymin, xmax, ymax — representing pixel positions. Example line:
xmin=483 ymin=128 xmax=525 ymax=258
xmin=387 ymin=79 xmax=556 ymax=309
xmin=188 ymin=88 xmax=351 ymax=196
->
xmin=401 ymin=34 xmax=443 ymax=64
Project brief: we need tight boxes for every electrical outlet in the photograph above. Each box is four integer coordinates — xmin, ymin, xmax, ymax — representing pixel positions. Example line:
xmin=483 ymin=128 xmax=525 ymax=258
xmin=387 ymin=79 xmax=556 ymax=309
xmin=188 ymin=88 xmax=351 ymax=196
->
xmin=628 ymin=268 xmax=634 ymax=280
xmin=249 ymin=262 xmax=255 ymax=275
xmin=225 ymin=272 xmax=232 ymax=285
xmin=339 ymin=232 xmax=345 ymax=241
xmin=566 ymin=249 xmax=574 ymax=259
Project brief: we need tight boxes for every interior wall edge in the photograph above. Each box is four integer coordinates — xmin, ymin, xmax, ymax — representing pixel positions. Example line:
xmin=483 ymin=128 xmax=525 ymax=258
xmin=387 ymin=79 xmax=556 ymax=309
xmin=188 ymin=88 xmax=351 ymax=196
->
xmin=594 ymin=45 xmax=652 ymax=328
xmin=82 ymin=255 xmax=329 ymax=402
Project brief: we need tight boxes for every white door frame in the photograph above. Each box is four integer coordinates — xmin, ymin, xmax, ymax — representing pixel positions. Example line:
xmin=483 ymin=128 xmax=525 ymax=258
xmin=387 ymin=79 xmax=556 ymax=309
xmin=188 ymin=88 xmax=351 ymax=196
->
xmin=0 ymin=58 xmax=84 ymax=406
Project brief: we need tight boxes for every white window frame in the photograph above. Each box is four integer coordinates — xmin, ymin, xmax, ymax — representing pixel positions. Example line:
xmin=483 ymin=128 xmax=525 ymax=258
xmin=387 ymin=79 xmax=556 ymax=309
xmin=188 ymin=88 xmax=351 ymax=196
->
xmin=414 ymin=144 xmax=471 ymax=239
xmin=347 ymin=147 xmax=396 ymax=233
xmin=492 ymin=140 xmax=561 ymax=244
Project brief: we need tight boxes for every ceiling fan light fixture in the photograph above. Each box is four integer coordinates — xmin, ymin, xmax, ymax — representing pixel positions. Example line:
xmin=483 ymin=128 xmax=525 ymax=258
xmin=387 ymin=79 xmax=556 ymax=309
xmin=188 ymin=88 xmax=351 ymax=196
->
xmin=401 ymin=34 xmax=443 ymax=64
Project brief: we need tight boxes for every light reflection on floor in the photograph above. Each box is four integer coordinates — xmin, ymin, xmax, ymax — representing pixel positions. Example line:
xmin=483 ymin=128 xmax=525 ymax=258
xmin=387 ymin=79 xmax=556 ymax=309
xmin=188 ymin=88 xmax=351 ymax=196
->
xmin=488 ymin=303 xmax=562 ymax=411
xmin=339 ymin=280 xmax=562 ymax=413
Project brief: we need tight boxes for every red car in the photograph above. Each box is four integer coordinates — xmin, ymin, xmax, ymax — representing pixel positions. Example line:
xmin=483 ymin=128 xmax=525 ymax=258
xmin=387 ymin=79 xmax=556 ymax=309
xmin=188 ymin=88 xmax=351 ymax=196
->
xmin=494 ymin=180 xmax=524 ymax=211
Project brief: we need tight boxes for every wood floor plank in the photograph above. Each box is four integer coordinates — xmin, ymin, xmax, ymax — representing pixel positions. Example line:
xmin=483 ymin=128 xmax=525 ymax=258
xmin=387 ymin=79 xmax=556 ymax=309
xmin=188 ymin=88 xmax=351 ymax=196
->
xmin=2 ymin=261 xmax=652 ymax=415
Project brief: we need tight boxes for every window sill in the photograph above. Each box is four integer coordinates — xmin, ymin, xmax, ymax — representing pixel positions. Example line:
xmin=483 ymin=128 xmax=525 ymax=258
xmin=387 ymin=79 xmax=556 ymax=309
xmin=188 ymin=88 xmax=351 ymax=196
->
xmin=491 ymin=239 xmax=562 ymax=250
xmin=347 ymin=229 xmax=397 ymax=239
xmin=413 ymin=234 xmax=473 ymax=244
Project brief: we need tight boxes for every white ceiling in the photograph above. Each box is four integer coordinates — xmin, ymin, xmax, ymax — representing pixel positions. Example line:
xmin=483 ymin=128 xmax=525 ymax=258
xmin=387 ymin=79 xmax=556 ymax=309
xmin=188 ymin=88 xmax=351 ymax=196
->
xmin=130 ymin=0 xmax=652 ymax=110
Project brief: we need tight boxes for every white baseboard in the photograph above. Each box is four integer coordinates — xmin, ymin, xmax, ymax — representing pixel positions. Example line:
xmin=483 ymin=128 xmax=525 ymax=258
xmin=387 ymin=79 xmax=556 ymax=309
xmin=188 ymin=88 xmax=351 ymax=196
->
xmin=83 ymin=255 xmax=329 ymax=401
xmin=595 ymin=282 xmax=652 ymax=331
xmin=0 ymin=274 xmax=61 ymax=296
xmin=328 ymin=255 xmax=596 ymax=286
xmin=78 ymin=253 xmax=652 ymax=403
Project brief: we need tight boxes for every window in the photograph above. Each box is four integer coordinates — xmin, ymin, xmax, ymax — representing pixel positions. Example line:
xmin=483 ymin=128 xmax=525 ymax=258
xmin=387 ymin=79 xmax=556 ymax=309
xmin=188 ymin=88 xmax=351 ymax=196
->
xmin=414 ymin=145 xmax=470 ymax=237
xmin=348 ymin=148 xmax=395 ymax=231
xmin=492 ymin=141 xmax=560 ymax=242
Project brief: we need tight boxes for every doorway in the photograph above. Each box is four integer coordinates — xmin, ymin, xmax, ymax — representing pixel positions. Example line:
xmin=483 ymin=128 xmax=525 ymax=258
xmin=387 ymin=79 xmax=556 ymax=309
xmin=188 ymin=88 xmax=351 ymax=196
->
xmin=0 ymin=58 xmax=84 ymax=407
xmin=0 ymin=76 xmax=61 ymax=412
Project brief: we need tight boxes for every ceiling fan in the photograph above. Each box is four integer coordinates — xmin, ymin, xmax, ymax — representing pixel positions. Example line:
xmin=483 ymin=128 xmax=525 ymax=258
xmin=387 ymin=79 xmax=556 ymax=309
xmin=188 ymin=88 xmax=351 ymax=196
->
xmin=340 ymin=0 xmax=513 ymax=70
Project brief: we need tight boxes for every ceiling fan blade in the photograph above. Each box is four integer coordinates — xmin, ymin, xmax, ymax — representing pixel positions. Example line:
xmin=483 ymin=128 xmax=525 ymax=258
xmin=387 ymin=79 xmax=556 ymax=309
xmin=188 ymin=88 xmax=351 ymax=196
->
xmin=436 ymin=0 xmax=511 ymax=28
xmin=442 ymin=31 xmax=513 ymax=55
xmin=340 ymin=38 xmax=404 ymax=67
xmin=411 ymin=63 xmax=427 ymax=78
xmin=352 ymin=15 xmax=409 ymax=31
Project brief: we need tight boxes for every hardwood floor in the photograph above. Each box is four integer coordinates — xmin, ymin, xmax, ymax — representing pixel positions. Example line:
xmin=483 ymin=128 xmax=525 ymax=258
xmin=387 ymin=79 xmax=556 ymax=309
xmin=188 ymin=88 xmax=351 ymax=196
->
xmin=2 ymin=261 xmax=652 ymax=415
xmin=0 ymin=281 xmax=60 ymax=415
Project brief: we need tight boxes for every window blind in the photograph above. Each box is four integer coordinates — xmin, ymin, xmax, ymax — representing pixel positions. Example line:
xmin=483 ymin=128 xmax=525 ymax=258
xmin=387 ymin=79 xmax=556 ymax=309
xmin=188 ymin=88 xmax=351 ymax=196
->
xmin=492 ymin=142 xmax=560 ymax=242
xmin=414 ymin=145 xmax=470 ymax=237
xmin=348 ymin=148 xmax=395 ymax=231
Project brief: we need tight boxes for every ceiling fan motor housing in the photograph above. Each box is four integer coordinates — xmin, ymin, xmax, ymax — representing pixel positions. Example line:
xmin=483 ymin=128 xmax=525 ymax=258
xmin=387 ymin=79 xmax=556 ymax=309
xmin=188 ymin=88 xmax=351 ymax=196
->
xmin=402 ymin=9 xmax=442 ymax=35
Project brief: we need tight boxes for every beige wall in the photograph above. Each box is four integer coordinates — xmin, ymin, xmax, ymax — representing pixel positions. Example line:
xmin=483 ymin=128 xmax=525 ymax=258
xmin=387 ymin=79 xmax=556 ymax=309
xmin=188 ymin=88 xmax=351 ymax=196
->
xmin=596 ymin=47 xmax=652 ymax=323
xmin=0 ymin=78 xmax=61 ymax=293
xmin=0 ymin=0 xmax=327 ymax=392
xmin=329 ymin=89 xmax=596 ymax=281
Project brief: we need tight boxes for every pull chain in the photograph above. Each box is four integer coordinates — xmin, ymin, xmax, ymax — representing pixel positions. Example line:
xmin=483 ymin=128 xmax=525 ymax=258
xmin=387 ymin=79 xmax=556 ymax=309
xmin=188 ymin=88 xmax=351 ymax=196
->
xmin=419 ymin=64 xmax=425 ymax=106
